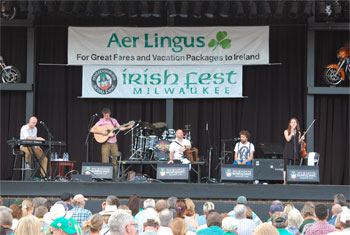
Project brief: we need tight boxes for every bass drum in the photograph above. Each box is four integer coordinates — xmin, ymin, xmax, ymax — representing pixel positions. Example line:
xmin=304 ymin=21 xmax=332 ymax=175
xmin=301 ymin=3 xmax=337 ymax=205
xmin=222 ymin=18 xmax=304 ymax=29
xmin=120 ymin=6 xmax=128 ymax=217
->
xmin=154 ymin=140 xmax=171 ymax=161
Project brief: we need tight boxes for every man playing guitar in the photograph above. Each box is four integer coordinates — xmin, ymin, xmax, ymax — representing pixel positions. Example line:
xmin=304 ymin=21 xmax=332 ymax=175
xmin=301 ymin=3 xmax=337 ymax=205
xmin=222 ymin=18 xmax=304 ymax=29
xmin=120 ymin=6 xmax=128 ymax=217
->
xmin=90 ymin=108 xmax=134 ymax=175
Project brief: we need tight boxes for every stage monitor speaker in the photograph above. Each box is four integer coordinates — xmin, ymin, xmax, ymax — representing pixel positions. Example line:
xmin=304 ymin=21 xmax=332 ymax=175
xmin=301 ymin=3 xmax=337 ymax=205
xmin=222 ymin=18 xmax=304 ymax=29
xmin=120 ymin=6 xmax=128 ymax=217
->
xmin=221 ymin=164 xmax=254 ymax=182
xmin=286 ymin=165 xmax=319 ymax=183
xmin=157 ymin=163 xmax=189 ymax=181
xmin=81 ymin=162 xmax=114 ymax=180
xmin=259 ymin=143 xmax=284 ymax=158
xmin=253 ymin=159 xmax=284 ymax=181
xmin=71 ymin=174 xmax=93 ymax=182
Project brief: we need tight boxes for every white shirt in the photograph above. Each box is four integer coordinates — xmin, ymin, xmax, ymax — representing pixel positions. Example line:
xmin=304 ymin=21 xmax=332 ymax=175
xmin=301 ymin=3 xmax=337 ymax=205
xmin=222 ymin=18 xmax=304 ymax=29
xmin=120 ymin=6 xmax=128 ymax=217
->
xmin=169 ymin=138 xmax=191 ymax=160
xmin=20 ymin=124 xmax=37 ymax=139
xmin=234 ymin=141 xmax=255 ymax=161
xmin=135 ymin=208 xmax=158 ymax=234
xmin=157 ymin=226 xmax=173 ymax=235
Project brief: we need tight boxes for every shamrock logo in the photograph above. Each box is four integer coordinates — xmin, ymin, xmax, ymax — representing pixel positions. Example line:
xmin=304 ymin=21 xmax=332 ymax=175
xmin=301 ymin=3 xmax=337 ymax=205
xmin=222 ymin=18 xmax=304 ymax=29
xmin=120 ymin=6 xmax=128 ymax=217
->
xmin=208 ymin=31 xmax=231 ymax=51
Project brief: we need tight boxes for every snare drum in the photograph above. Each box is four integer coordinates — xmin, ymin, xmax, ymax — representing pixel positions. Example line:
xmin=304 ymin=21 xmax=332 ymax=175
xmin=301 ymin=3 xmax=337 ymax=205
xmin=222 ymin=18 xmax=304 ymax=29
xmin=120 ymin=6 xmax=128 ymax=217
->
xmin=148 ymin=135 xmax=158 ymax=150
xmin=154 ymin=140 xmax=171 ymax=161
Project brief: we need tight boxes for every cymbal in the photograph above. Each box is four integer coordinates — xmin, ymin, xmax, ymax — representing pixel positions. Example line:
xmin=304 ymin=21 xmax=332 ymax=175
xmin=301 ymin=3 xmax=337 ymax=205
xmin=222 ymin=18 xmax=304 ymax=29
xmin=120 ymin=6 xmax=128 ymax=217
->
xmin=153 ymin=122 xmax=167 ymax=128
xmin=139 ymin=121 xmax=155 ymax=130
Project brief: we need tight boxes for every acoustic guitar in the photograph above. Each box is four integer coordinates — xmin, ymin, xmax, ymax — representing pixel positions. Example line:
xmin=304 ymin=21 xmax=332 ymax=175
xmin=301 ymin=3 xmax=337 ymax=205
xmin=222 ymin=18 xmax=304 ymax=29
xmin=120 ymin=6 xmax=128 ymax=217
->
xmin=93 ymin=121 xmax=134 ymax=143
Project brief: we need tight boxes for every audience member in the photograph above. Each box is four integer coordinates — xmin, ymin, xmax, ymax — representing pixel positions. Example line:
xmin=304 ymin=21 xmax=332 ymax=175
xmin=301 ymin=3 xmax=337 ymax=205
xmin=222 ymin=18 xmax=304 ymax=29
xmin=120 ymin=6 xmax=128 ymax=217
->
xmin=100 ymin=204 xmax=119 ymax=235
xmin=34 ymin=205 xmax=49 ymax=232
xmin=43 ymin=200 xmax=54 ymax=211
xmin=229 ymin=196 xmax=262 ymax=226
xmin=254 ymin=223 xmax=279 ymax=235
xmin=328 ymin=215 xmax=342 ymax=234
xmin=9 ymin=204 xmax=22 ymax=230
xmin=333 ymin=194 xmax=349 ymax=211
xmin=337 ymin=210 xmax=350 ymax=234
xmin=197 ymin=211 xmax=224 ymax=235
xmin=233 ymin=204 xmax=257 ymax=235
xmin=328 ymin=204 xmax=342 ymax=226
xmin=135 ymin=199 xmax=157 ymax=234
xmin=155 ymin=199 xmax=169 ymax=213
xmin=102 ymin=196 xmax=121 ymax=212
xmin=72 ymin=194 xmax=92 ymax=228
xmin=283 ymin=203 xmax=295 ymax=215
xmin=61 ymin=192 xmax=74 ymax=210
xmin=108 ymin=210 xmax=136 ymax=235
xmin=196 ymin=202 xmax=215 ymax=227
xmin=271 ymin=211 xmax=292 ymax=235
xmin=171 ymin=218 xmax=189 ymax=235
xmin=50 ymin=217 xmax=78 ymax=235
xmin=21 ymin=199 xmax=34 ymax=217
xmin=305 ymin=204 xmax=335 ymax=235
xmin=184 ymin=198 xmax=199 ymax=233
xmin=175 ymin=199 xmax=187 ymax=219
xmin=82 ymin=213 xmax=104 ymax=235
xmin=267 ymin=201 xmax=284 ymax=222
xmin=0 ymin=196 xmax=3 ymax=206
xmin=222 ymin=216 xmax=238 ymax=234
xmin=287 ymin=209 xmax=303 ymax=235
xmin=127 ymin=194 xmax=142 ymax=218
xmin=0 ymin=210 xmax=13 ymax=235
xmin=299 ymin=202 xmax=316 ymax=234
xmin=32 ymin=197 xmax=47 ymax=210
xmin=14 ymin=215 xmax=41 ymax=235
xmin=167 ymin=197 xmax=178 ymax=218
xmin=142 ymin=214 xmax=160 ymax=235
xmin=158 ymin=209 xmax=173 ymax=235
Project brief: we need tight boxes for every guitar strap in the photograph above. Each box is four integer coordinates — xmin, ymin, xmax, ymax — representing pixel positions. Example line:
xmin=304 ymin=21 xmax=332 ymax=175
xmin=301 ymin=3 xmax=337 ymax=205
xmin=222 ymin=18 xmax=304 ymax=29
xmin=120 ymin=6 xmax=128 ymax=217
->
xmin=110 ymin=119 xmax=116 ymax=127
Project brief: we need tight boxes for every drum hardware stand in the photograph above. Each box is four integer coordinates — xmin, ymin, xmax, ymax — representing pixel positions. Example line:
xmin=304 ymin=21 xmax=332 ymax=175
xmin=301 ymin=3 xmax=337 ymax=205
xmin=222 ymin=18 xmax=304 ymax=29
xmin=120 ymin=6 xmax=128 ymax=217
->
xmin=205 ymin=123 xmax=217 ymax=183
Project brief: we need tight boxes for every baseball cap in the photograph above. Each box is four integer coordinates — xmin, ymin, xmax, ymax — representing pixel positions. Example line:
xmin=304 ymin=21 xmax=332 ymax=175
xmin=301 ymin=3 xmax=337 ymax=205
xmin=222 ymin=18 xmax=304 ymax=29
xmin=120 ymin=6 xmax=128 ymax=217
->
xmin=100 ymin=205 xmax=118 ymax=216
xmin=73 ymin=194 xmax=88 ymax=202
xmin=237 ymin=196 xmax=247 ymax=205
xmin=270 ymin=203 xmax=283 ymax=214
xmin=272 ymin=211 xmax=287 ymax=223
xmin=51 ymin=217 xmax=77 ymax=235
xmin=340 ymin=210 xmax=350 ymax=224
xmin=61 ymin=192 xmax=74 ymax=202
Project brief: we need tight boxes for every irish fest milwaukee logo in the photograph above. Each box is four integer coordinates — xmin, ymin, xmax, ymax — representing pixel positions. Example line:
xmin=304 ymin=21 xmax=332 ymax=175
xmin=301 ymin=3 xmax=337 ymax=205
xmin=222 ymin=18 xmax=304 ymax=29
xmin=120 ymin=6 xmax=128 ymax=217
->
xmin=91 ymin=68 xmax=117 ymax=94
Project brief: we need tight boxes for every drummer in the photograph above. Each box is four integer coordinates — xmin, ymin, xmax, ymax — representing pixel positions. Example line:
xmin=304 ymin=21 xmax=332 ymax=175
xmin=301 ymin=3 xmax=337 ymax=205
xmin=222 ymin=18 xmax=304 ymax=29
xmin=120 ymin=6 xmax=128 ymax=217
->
xmin=168 ymin=129 xmax=191 ymax=165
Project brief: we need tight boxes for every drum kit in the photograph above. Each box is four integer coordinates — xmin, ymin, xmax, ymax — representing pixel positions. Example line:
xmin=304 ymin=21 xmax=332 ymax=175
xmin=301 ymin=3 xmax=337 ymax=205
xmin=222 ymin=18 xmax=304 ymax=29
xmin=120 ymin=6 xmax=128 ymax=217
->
xmin=128 ymin=121 xmax=192 ymax=161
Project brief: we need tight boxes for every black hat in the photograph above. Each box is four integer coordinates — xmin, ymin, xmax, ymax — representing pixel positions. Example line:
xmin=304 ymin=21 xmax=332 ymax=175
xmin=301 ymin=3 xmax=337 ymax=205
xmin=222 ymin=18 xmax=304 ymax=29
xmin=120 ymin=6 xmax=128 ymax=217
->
xmin=60 ymin=192 xmax=74 ymax=201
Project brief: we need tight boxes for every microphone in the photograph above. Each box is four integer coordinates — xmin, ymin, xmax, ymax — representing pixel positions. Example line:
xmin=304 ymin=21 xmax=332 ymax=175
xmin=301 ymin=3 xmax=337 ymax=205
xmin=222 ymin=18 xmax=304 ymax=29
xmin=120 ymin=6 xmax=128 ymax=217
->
xmin=92 ymin=113 xmax=98 ymax=117
xmin=206 ymin=123 xmax=208 ymax=131
xmin=39 ymin=121 xmax=45 ymax=125
xmin=233 ymin=137 xmax=241 ymax=141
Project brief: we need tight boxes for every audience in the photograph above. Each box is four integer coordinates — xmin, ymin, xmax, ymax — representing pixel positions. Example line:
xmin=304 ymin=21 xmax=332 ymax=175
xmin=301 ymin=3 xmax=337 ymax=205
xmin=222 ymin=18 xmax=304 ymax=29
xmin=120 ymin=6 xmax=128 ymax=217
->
xmin=254 ymin=223 xmax=279 ymax=235
xmin=82 ymin=213 xmax=104 ymax=235
xmin=142 ymin=214 xmax=160 ymax=235
xmin=135 ymin=199 xmax=158 ymax=234
xmin=305 ymin=204 xmax=335 ymax=235
xmin=197 ymin=211 xmax=224 ymax=235
xmin=184 ymin=198 xmax=199 ymax=233
xmin=72 ymin=194 xmax=92 ymax=228
xmin=167 ymin=197 xmax=178 ymax=219
xmin=9 ymin=204 xmax=22 ymax=230
xmin=229 ymin=196 xmax=262 ymax=226
xmin=155 ymin=199 xmax=169 ymax=213
xmin=233 ymin=204 xmax=256 ymax=235
xmin=14 ymin=215 xmax=42 ymax=235
xmin=0 ymin=210 xmax=13 ymax=235
xmin=171 ymin=218 xmax=190 ymax=235
xmin=127 ymin=194 xmax=142 ymax=218
xmin=21 ymin=199 xmax=34 ymax=217
xmin=61 ymin=192 xmax=74 ymax=210
xmin=50 ymin=217 xmax=78 ymax=235
xmin=287 ymin=208 xmax=303 ymax=235
xmin=299 ymin=201 xmax=316 ymax=234
xmin=158 ymin=209 xmax=174 ymax=235
xmin=328 ymin=204 xmax=342 ymax=226
xmin=108 ymin=210 xmax=136 ymax=235
xmin=271 ymin=211 xmax=292 ymax=235
xmin=222 ymin=216 xmax=238 ymax=235
xmin=102 ymin=195 xmax=121 ymax=212
xmin=196 ymin=202 xmax=215 ymax=227
xmin=333 ymin=193 xmax=349 ymax=211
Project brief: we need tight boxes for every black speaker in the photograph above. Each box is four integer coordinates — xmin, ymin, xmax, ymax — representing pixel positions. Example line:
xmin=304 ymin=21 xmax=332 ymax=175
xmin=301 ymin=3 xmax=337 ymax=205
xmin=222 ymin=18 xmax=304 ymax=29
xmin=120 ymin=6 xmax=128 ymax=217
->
xmin=81 ymin=162 xmax=114 ymax=180
xmin=221 ymin=164 xmax=254 ymax=182
xmin=253 ymin=159 xmax=284 ymax=181
xmin=259 ymin=143 xmax=284 ymax=158
xmin=156 ymin=163 xmax=189 ymax=181
xmin=286 ymin=165 xmax=320 ymax=183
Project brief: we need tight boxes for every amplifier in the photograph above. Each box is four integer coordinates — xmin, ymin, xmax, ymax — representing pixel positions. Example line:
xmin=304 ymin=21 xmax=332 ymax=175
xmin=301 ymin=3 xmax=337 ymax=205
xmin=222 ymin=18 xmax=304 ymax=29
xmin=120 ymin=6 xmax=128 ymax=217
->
xmin=253 ymin=159 xmax=284 ymax=181
xmin=156 ymin=164 xmax=189 ymax=181
xmin=81 ymin=162 xmax=114 ymax=180
xmin=221 ymin=164 xmax=254 ymax=182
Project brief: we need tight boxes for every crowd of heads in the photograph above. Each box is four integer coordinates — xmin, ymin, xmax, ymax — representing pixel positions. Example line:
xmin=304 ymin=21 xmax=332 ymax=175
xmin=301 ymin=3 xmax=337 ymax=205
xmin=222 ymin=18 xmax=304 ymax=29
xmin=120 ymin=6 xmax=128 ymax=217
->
xmin=0 ymin=192 xmax=349 ymax=235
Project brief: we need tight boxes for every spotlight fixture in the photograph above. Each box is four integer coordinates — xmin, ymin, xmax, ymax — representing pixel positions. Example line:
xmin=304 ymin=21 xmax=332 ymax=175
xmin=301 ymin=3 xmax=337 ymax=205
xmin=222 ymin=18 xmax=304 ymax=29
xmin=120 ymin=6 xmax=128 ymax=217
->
xmin=234 ymin=1 xmax=244 ymax=18
xmin=72 ymin=1 xmax=83 ymax=17
xmin=85 ymin=0 xmax=96 ymax=17
xmin=152 ymin=1 xmax=162 ymax=18
xmin=45 ymin=0 xmax=57 ymax=17
xmin=302 ymin=0 xmax=313 ymax=18
xmin=140 ymin=1 xmax=151 ymax=18
xmin=192 ymin=1 xmax=202 ymax=19
xmin=274 ymin=0 xmax=285 ymax=18
xmin=219 ymin=1 xmax=231 ymax=18
xmin=168 ymin=1 xmax=177 ymax=18
xmin=248 ymin=0 xmax=258 ymax=19
xmin=259 ymin=0 xmax=271 ymax=18
xmin=179 ymin=0 xmax=188 ymax=18
xmin=288 ymin=0 xmax=299 ymax=19
xmin=58 ymin=1 xmax=72 ymax=16
xmin=331 ymin=0 xmax=342 ymax=19
xmin=127 ymin=1 xmax=138 ymax=18
xmin=204 ymin=1 xmax=216 ymax=19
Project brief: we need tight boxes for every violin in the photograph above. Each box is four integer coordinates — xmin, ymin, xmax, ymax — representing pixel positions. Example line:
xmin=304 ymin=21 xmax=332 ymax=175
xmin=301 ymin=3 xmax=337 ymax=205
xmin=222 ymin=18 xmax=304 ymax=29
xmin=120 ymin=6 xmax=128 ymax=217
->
xmin=300 ymin=119 xmax=316 ymax=158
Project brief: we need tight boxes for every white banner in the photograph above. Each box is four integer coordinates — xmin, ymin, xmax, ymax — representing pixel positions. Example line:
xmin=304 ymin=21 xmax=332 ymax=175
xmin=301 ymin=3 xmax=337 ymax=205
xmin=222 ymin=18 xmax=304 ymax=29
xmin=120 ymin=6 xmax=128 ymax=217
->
xmin=69 ymin=26 xmax=269 ymax=65
xmin=82 ymin=65 xmax=242 ymax=99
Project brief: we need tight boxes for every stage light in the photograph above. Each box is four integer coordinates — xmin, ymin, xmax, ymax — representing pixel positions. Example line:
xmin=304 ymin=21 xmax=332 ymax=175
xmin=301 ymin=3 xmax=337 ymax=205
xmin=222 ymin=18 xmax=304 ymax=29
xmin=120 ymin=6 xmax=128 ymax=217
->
xmin=58 ymin=1 xmax=70 ymax=16
xmin=219 ymin=1 xmax=231 ymax=18
xmin=45 ymin=0 xmax=57 ymax=17
xmin=152 ymin=1 xmax=162 ymax=18
xmin=259 ymin=0 xmax=271 ymax=18
xmin=233 ymin=1 xmax=244 ymax=18
xmin=179 ymin=0 xmax=188 ymax=18
xmin=168 ymin=1 xmax=177 ymax=18
xmin=99 ymin=0 xmax=110 ymax=17
xmin=288 ymin=0 xmax=299 ymax=19
xmin=274 ymin=0 xmax=284 ymax=18
xmin=332 ymin=0 xmax=342 ymax=19
xmin=192 ymin=1 xmax=202 ymax=19
xmin=72 ymin=1 xmax=83 ymax=17
xmin=140 ymin=1 xmax=151 ymax=18
xmin=85 ymin=0 xmax=96 ymax=17
xmin=112 ymin=0 xmax=125 ymax=17
xmin=204 ymin=1 xmax=216 ymax=19
xmin=248 ymin=0 xmax=258 ymax=19
xmin=127 ymin=1 xmax=138 ymax=18
xmin=302 ymin=0 xmax=313 ymax=18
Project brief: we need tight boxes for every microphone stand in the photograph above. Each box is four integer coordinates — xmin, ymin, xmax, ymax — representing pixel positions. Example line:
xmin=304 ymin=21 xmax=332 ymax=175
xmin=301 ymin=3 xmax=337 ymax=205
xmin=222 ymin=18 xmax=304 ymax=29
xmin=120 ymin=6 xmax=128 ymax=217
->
xmin=85 ymin=115 xmax=97 ymax=163
xmin=41 ymin=122 xmax=53 ymax=180
xmin=206 ymin=123 xmax=215 ymax=183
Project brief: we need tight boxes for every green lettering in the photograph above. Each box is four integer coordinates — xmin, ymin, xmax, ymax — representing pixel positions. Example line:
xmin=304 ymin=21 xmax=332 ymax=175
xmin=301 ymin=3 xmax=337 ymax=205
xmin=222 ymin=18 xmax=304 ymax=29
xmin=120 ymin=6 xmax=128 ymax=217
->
xmin=185 ymin=72 xmax=197 ymax=89
xmin=134 ymin=88 xmax=142 ymax=94
xmin=164 ymin=70 xmax=178 ymax=85
xmin=107 ymin=33 xmax=122 ymax=47
xmin=198 ymin=73 xmax=211 ymax=85
xmin=226 ymin=70 xmax=237 ymax=84
xmin=213 ymin=73 xmax=224 ymax=84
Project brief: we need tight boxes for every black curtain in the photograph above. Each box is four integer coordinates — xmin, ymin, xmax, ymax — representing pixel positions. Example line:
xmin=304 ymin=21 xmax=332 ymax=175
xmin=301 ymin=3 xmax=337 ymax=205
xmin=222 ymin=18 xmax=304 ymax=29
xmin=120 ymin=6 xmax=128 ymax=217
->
xmin=1 ymin=23 xmax=348 ymax=184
